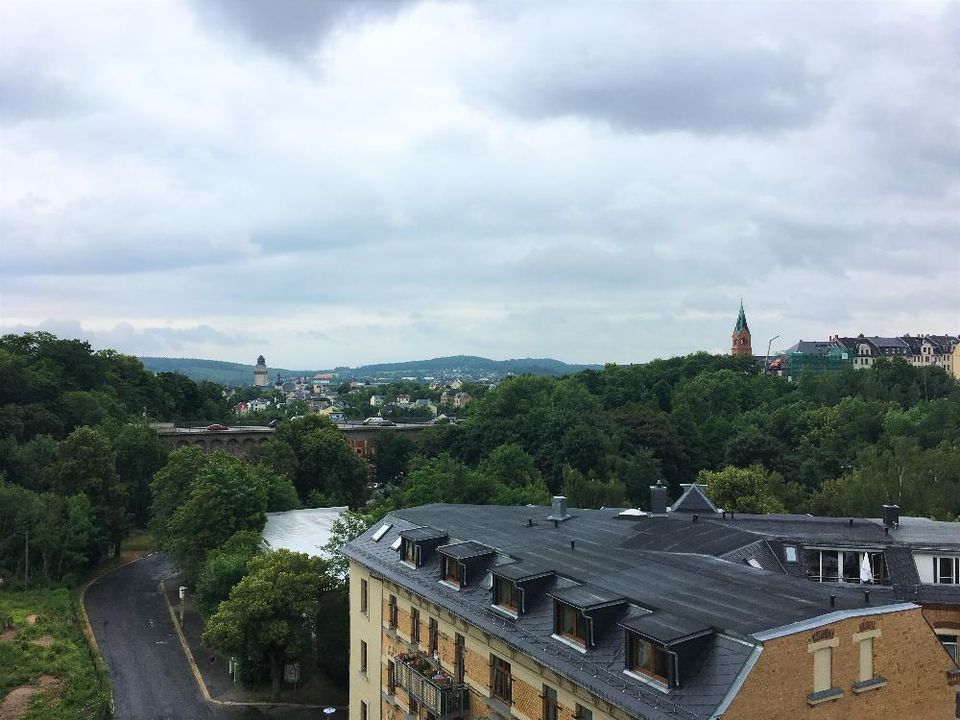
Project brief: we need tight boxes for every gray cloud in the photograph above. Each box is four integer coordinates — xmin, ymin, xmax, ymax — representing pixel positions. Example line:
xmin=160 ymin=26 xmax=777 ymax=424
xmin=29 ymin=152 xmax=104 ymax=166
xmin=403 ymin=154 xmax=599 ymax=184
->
xmin=189 ymin=0 xmax=417 ymax=59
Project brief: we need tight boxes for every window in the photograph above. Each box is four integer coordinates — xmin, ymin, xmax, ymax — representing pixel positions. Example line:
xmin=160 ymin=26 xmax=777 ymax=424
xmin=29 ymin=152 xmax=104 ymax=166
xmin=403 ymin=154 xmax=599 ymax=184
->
xmin=812 ymin=646 xmax=831 ymax=692
xmin=857 ymin=636 xmax=873 ymax=682
xmin=428 ymin=617 xmax=439 ymax=655
xmin=411 ymin=608 xmax=421 ymax=644
xmin=361 ymin=701 xmax=368 ymax=720
xmin=455 ymin=633 xmax=465 ymax=683
xmin=491 ymin=655 xmax=512 ymax=703
xmin=360 ymin=578 xmax=368 ymax=614
xmin=934 ymin=556 xmax=960 ymax=584
xmin=442 ymin=556 xmax=462 ymax=587
xmin=784 ymin=545 xmax=798 ymax=563
xmin=372 ymin=523 xmax=392 ymax=542
xmin=575 ymin=706 xmax=592 ymax=720
xmin=627 ymin=634 xmax=669 ymax=683
xmin=409 ymin=698 xmax=420 ymax=716
xmin=388 ymin=594 xmax=398 ymax=629
xmin=360 ymin=640 xmax=368 ymax=674
xmin=542 ymin=685 xmax=559 ymax=720
xmin=493 ymin=577 xmax=520 ymax=613
xmin=554 ymin=601 xmax=589 ymax=647
xmin=805 ymin=549 xmax=888 ymax=583
xmin=401 ymin=539 xmax=419 ymax=566
xmin=806 ymin=634 xmax=840 ymax=704
xmin=936 ymin=631 xmax=959 ymax=662
xmin=387 ymin=660 xmax=396 ymax=694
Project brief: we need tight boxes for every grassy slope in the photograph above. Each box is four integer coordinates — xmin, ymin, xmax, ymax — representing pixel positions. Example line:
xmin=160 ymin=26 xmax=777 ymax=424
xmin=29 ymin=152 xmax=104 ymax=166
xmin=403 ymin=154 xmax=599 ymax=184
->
xmin=0 ymin=588 xmax=110 ymax=720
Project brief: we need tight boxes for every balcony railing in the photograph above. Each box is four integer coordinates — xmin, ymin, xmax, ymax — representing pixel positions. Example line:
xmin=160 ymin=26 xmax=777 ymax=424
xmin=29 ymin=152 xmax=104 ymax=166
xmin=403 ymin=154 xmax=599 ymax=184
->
xmin=394 ymin=652 xmax=466 ymax=720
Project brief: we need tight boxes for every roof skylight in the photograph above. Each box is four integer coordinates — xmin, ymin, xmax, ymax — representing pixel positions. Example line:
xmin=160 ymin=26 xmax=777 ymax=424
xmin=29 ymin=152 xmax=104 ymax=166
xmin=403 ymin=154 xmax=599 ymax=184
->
xmin=371 ymin=523 xmax=392 ymax=542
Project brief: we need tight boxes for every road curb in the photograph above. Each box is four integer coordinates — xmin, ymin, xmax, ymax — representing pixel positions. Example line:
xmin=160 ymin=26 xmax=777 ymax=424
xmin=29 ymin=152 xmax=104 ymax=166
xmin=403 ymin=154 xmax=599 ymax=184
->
xmin=158 ymin=579 xmax=334 ymax=709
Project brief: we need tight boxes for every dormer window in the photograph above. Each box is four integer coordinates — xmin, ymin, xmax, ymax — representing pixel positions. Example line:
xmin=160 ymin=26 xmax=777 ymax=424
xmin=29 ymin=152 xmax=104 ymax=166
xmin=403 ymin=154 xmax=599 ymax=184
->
xmin=493 ymin=577 xmax=521 ymax=614
xmin=627 ymin=634 xmax=669 ymax=684
xmin=554 ymin=601 xmax=589 ymax=647
xmin=436 ymin=541 xmax=494 ymax=589
xmin=400 ymin=538 xmax=419 ymax=567
xmin=442 ymin=555 xmax=463 ymax=587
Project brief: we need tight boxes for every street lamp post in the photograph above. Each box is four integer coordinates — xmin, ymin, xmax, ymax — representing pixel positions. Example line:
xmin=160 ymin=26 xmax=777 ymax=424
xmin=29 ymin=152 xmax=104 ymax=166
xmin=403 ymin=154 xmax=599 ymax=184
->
xmin=765 ymin=335 xmax=781 ymax=374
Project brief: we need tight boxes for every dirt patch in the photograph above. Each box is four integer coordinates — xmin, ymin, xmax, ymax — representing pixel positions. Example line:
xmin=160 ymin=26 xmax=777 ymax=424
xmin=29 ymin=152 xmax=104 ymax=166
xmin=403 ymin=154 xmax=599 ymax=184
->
xmin=0 ymin=675 xmax=61 ymax=720
xmin=0 ymin=629 xmax=16 ymax=642
xmin=30 ymin=634 xmax=54 ymax=648
xmin=25 ymin=614 xmax=39 ymax=626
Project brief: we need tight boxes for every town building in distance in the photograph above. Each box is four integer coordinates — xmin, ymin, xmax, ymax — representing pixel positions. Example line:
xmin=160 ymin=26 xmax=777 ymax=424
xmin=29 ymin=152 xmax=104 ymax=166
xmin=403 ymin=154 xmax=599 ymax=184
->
xmin=343 ymin=492 xmax=960 ymax=720
xmin=776 ymin=334 xmax=960 ymax=380
xmin=731 ymin=301 xmax=752 ymax=356
xmin=254 ymin=354 xmax=268 ymax=386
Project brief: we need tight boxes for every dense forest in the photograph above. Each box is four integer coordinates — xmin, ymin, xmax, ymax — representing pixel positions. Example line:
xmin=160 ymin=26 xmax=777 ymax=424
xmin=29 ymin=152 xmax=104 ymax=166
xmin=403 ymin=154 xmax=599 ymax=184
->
xmin=0 ymin=332 xmax=231 ymax=584
xmin=2 ymin=332 xmax=958 ymax=591
xmin=357 ymin=353 xmax=960 ymax=522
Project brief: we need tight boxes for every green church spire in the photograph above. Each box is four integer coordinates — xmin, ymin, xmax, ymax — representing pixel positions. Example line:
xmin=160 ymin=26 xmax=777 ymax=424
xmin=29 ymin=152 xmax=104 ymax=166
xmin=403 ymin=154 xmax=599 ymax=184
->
xmin=734 ymin=300 xmax=749 ymax=333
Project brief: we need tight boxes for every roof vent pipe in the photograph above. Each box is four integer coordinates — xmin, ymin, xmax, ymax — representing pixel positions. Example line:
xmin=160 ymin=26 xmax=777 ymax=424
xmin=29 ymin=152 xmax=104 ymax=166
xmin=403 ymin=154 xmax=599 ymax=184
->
xmin=884 ymin=526 xmax=889 ymax=535
xmin=570 ymin=540 xmax=575 ymax=550
xmin=553 ymin=519 xmax=559 ymax=529
xmin=849 ymin=518 xmax=854 ymax=527
xmin=527 ymin=518 xmax=533 ymax=527
xmin=864 ymin=590 xmax=870 ymax=605
xmin=830 ymin=595 xmax=835 ymax=608
xmin=693 ymin=514 xmax=699 ymax=524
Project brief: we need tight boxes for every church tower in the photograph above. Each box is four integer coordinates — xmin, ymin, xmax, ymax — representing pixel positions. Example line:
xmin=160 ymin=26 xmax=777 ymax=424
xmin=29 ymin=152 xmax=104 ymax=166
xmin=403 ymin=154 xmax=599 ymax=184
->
xmin=731 ymin=301 xmax=752 ymax=356
xmin=254 ymin=355 xmax=268 ymax=386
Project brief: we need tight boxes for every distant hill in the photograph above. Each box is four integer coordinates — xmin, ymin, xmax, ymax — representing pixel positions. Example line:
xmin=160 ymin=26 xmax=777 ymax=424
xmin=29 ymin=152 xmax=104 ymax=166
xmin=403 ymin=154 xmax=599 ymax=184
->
xmin=139 ymin=355 xmax=599 ymax=385
xmin=349 ymin=355 xmax=600 ymax=378
xmin=139 ymin=357 xmax=316 ymax=386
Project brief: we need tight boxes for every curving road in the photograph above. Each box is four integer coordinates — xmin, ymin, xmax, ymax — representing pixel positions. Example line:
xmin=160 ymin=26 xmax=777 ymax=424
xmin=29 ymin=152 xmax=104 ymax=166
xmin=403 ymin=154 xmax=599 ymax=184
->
xmin=85 ymin=553 xmax=318 ymax=720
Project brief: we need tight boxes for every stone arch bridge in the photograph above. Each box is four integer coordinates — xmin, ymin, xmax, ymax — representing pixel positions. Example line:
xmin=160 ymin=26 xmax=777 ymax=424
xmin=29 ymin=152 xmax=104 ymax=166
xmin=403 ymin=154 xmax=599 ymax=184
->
xmin=155 ymin=422 xmax=428 ymax=459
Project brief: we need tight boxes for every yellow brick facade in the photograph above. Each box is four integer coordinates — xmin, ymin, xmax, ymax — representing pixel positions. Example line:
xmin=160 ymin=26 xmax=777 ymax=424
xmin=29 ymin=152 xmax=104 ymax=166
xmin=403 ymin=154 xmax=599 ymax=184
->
xmin=349 ymin=560 xmax=620 ymax=720
xmin=724 ymin=607 xmax=956 ymax=720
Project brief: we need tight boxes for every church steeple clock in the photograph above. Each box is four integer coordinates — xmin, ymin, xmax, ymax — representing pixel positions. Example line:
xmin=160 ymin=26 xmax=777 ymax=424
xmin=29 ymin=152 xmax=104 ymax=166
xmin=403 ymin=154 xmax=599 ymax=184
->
xmin=731 ymin=301 xmax=752 ymax=356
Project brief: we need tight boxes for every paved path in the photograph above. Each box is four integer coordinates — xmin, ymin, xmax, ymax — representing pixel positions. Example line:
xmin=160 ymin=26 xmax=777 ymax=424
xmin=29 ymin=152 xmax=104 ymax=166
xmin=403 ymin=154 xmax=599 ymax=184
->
xmin=85 ymin=553 xmax=322 ymax=720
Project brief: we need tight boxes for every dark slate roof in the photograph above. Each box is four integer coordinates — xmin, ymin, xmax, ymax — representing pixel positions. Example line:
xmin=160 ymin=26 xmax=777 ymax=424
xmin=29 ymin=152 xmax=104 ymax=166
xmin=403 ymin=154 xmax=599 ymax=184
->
xmin=343 ymin=504 xmax=912 ymax=720
xmin=438 ymin=540 xmax=495 ymax=560
xmin=619 ymin=608 xmax=712 ymax=645
xmin=549 ymin=583 xmax=626 ymax=610
xmin=786 ymin=340 xmax=836 ymax=355
xmin=618 ymin=516 xmax=759 ymax=556
xmin=491 ymin=561 xmax=554 ymax=581
xmin=399 ymin=526 xmax=448 ymax=542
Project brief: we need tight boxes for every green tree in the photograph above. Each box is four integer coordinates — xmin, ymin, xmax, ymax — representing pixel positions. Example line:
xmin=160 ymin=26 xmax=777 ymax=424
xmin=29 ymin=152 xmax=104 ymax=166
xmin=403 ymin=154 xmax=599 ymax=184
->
xmin=165 ymin=454 xmax=270 ymax=583
xmin=321 ymin=511 xmax=372 ymax=586
xmin=695 ymin=465 xmax=787 ymax=514
xmin=203 ymin=550 xmax=334 ymax=701
xmin=194 ymin=530 xmax=262 ymax=617
xmin=560 ymin=465 xmax=627 ymax=509
xmin=114 ymin=422 xmax=169 ymax=527
xmin=149 ymin=445 xmax=209 ymax=547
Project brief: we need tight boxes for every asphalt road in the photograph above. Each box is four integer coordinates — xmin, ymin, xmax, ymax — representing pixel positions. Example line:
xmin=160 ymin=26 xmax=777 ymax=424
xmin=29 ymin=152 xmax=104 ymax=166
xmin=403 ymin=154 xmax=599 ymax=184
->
xmin=85 ymin=553 xmax=321 ymax=720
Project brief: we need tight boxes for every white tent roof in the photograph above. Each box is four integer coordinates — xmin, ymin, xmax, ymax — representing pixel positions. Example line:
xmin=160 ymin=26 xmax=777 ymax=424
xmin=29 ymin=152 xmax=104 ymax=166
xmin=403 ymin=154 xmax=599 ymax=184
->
xmin=261 ymin=507 xmax=347 ymax=557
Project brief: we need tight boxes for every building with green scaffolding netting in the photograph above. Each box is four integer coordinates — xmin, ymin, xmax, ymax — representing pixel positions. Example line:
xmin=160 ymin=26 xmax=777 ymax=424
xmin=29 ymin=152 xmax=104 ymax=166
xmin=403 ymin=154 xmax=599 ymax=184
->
xmin=785 ymin=341 xmax=852 ymax=381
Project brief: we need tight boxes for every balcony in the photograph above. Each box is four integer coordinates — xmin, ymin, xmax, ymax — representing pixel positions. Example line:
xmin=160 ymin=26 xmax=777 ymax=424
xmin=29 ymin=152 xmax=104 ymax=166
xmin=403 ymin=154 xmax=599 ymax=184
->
xmin=394 ymin=652 xmax=467 ymax=720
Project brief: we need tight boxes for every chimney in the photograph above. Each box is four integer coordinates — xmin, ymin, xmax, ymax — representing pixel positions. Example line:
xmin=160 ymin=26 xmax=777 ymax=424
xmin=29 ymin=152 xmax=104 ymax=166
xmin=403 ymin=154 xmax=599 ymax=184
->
xmin=882 ymin=504 xmax=900 ymax=528
xmin=548 ymin=496 xmax=571 ymax=522
xmin=649 ymin=480 xmax=668 ymax=516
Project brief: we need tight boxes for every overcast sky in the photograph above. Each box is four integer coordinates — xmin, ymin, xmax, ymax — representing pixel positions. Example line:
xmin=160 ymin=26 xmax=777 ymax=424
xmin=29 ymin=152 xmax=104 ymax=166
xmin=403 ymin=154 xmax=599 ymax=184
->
xmin=1 ymin=0 xmax=958 ymax=368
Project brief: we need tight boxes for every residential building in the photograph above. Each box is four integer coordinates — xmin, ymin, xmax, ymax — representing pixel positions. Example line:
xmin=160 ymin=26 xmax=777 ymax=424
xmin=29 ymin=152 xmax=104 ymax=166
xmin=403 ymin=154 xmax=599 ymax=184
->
xmin=344 ymin=496 xmax=959 ymax=720
xmin=731 ymin=301 xmax=752 ymax=356
xmin=832 ymin=334 xmax=959 ymax=370
xmin=784 ymin=341 xmax=852 ymax=380
xmin=254 ymin=354 xmax=268 ymax=386
xmin=371 ymin=396 xmax=386 ymax=407
xmin=397 ymin=395 xmax=412 ymax=406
